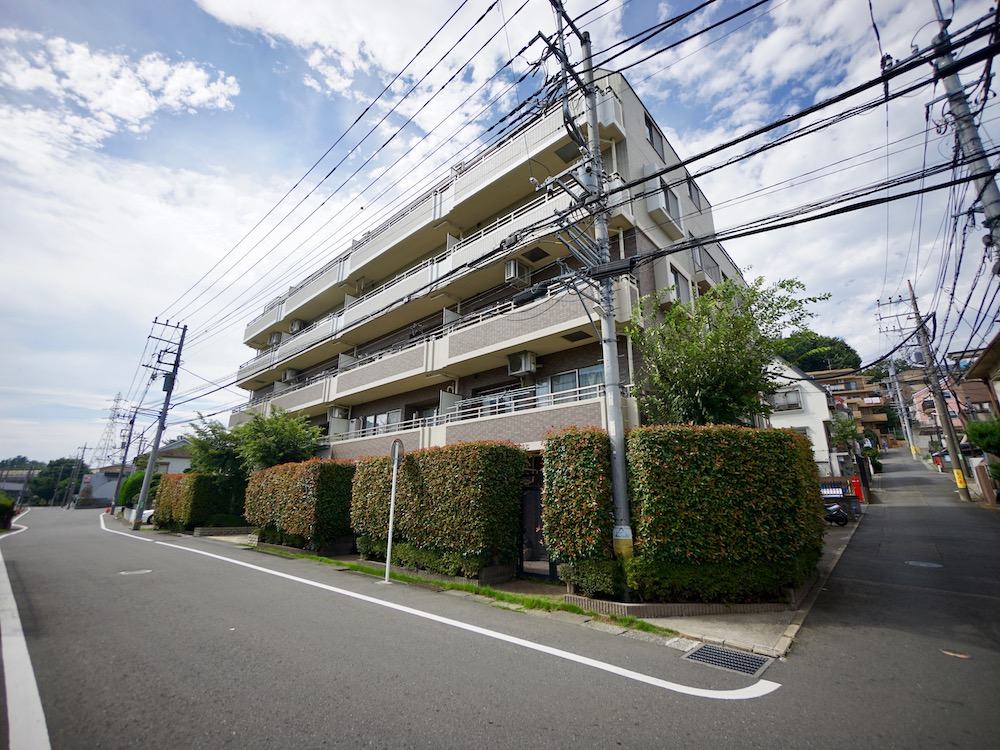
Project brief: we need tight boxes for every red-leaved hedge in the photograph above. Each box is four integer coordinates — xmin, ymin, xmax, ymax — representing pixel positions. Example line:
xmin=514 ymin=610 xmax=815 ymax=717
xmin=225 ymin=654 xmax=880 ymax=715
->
xmin=244 ymin=459 xmax=355 ymax=546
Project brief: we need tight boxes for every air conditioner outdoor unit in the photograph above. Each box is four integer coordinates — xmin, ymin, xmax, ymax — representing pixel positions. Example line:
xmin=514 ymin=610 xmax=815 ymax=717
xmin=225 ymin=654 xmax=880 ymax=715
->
xmin=507 ymin=351 xmax=537 ymax=376
xmin=282 ymin=368 xmax=299 ymax=383
xmin=504 ymin=259 xmax=531 ymax=289
xmin=327 ymin=406 xmax=349 ymax=420
xmin=289 ymin=319 xmax=305 ymax=334
xmin=267 ymin=332 xmax=282 ymax=346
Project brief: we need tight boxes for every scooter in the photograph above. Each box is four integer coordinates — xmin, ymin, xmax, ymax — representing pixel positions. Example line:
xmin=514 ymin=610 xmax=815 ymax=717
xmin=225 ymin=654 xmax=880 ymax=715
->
xmin=824 ymin=501 xmax=850 ymax=526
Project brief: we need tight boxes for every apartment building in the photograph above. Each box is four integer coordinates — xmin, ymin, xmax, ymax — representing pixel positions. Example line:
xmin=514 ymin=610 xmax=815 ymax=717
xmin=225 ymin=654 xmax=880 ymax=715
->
xmin=806 ymin=368 xmax=889 ymax=440
xmin=230 ymin=71 xmax=741 ymax=470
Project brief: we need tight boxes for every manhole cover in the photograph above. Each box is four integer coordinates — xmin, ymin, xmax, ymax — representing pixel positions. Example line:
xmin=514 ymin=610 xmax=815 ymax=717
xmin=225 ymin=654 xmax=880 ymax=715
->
xmin=681 ymin=644 xmax=772 ymax=677
xmin=905 ymin=561 xmax=943 ymax=568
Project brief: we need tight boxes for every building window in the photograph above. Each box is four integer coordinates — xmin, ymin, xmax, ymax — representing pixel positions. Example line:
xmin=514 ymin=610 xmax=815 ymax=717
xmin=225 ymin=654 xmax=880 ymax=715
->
xmin=537 ymin=365 xmax=605 ymax=406
xmin=644 ymin=112 xmax=664 ymax=161
xmin=769 ymin=389 xmax=803 ymax=411
xmin=551 ymin=371 xmax=579 ymax=404
xmin=671 ymin=267 xmax=691 ymax=305
xmin=665 ymin=184 xmax=681 ymax=222
xmin=687 ymin=177 xmax=701 ymax=209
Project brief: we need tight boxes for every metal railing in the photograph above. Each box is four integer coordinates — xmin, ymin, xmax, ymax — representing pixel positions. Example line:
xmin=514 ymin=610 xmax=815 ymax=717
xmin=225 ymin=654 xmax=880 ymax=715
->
xmin=326 ymin=382 xmax=607 ymax=443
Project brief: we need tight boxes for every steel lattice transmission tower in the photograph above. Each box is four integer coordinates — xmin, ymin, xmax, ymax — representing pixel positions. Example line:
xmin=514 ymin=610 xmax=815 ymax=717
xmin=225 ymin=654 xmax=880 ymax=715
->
xmin=92 ymin=392 xmax=127 ymax=469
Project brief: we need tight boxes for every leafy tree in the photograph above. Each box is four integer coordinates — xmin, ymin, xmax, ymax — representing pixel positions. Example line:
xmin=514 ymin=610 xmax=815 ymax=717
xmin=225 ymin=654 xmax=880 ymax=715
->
xmin=861 ymin=357 xmax=914 ymax=383
xmin=775 ymin=329 xmax=861 ymax=372
xmin=186 ymin=416 xmax=247 ymax=516
xmin=236 ymin=407 xmax=324 ymax=473
xmin=966 ymin=418 xmax=1000 ymax=455
xmin=626 ymin=276 xmax=828 ymax=425
xmin=829 ymin=414 xmax=860 ymax=451
xmin=0 ymin=456 xmax=45 ymax=470
xmin=875 ymin=404 xmax=901 ymax=434
xmin=27 ymin=458 xmax=92 ymax=503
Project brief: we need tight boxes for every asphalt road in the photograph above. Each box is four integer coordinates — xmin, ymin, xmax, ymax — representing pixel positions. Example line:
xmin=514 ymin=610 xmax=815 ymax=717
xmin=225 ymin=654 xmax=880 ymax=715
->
xmin=1 ymin=453 xmax=998 ymax=749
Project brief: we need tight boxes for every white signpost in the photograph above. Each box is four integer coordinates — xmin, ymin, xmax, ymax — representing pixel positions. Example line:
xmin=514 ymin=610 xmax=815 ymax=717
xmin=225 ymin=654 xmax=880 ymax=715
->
xmin=383 ymin=439 xmax=404 ymax=584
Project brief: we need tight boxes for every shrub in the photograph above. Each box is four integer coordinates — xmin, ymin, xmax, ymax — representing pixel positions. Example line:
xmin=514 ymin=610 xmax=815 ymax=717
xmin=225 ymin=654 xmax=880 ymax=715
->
xmin=119 ymin=471 xmax=160 ymax=508
xmin=625 ymin=425 xmax=825 ymax=603
xmin=352 ymin=442 xmax=526 ymax=576
xmin=559 ymin=559 xmax=623 ymax=597
xmin=154 ymin=473 xmax=230 ymax=531
xmin=0 ymin=492 xmax=15 ymax=529
xmin=245 ymin=460 xmax=355 ymax=548
xmin=541 ymin=427 xmax=614 ymax=563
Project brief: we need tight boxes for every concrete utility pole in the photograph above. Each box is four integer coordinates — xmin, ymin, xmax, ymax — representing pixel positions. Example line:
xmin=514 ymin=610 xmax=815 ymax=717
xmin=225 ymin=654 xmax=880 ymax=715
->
xmin=888 ymin=360 xmax=919 ymax=460
xmin=547 ymin=0 xmax=633 ymax=557
xmin=931 ymin=0 xmax=1000 ymax=274
xmin=109 ymin=408 xmax=138 ymax=512
xmin=62 ymin=444 xmax=87 ymax=508
xmin=908 ymin=282 xmax=971 ymax=500
xmin=133 ymin=323 xmax=186 ymax=530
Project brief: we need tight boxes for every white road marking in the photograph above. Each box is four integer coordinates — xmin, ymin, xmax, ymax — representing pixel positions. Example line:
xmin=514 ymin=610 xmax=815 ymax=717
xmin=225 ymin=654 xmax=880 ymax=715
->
xmin=99 ymin=512 xmax=153 ymax=541
xmin=0 ymin=543 xmax=52 ymax=749
xmin=152 ymin=540 xmax=781 ymax=701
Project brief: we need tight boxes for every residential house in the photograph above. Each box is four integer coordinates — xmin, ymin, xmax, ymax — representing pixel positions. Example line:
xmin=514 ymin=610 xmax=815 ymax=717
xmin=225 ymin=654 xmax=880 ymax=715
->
xmin=768 ymin=359 xmax=838 ymax=476
xmin=964 ymin=331 xmax=1000 ymax=413
xmin=229 ymin=71 xmax=742 ymax=571
xmin=136 ymin=438 xmax=192 ymax=475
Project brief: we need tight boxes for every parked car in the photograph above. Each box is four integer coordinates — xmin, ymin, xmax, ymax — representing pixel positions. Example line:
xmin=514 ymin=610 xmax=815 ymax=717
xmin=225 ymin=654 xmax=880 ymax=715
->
xmin=141 ymin=507 xmax=154 ymax=524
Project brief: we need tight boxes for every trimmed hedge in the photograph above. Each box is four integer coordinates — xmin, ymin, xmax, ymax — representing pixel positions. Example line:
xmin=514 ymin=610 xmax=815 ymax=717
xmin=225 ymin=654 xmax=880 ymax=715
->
xmin=625 ymin=425 xmax=825 ymax=602
xmin=0 ymin=491 xmax=15 ymax=529
xmin=244 ymin=459 xmax=355 ymax=548
xmin=153 ymin=473 xmax=230 ymax=531
xmin=541 ymin=427 xmax=614 ymax=563
xmin=352 ymin=442 xmax=527 ymax=577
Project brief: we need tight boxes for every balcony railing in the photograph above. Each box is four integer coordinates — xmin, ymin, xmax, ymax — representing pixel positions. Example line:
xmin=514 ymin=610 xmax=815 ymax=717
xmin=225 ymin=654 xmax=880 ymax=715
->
xmin=327 ymin=382 xmax=607 ymax=443
xmin=237 ymin=193 xmax=570 ymax=383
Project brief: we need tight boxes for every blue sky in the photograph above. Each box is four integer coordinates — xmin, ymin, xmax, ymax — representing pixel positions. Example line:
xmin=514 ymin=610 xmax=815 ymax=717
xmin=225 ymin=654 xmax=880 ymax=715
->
xmin=1 ymin=0 xmax=997 ymax=462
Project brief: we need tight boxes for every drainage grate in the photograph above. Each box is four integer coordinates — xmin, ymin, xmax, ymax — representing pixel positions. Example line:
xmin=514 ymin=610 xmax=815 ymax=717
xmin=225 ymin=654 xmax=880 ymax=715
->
xmin=681 ymin=644 xmax=772 ymax=677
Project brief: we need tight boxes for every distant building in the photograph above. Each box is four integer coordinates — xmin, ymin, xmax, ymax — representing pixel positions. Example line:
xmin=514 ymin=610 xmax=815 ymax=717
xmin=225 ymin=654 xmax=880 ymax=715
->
xmin=768 ymin=359 xmax=838 ymax=476
xmin=135 ymin=438 xmax=192 ymax=475
xmin=805 ymin=368 xmax=889 ymax=440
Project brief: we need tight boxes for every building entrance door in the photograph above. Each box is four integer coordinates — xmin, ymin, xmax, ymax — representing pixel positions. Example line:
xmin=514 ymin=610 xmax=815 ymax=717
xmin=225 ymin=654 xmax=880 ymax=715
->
xmin=520 ymin=486 xmax=557 ymax=578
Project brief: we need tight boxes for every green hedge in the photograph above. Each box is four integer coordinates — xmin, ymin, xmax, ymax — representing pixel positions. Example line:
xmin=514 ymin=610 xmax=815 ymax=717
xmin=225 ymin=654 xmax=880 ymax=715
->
xmin=153 ymin=473 xmax=230 ymax=531
xmin=119 ymin=470 xmax=160 ymax=508
xmin=244 ymin=459 xmax=355 ymax=548
xmin=351 ymin=442 xmax=527 ymax=576
xmin=0 ymin=491 xmax=15 ymax=529
xmin=625 ymin=425 xmax=824 ymax=602
xmin=541 ymin=427 xmax=614 ymax=563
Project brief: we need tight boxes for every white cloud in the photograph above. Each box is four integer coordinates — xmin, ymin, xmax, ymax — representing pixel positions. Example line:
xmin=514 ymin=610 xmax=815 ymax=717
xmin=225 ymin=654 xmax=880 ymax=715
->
xmin=0 ymin=28 xmax=239 ymax=145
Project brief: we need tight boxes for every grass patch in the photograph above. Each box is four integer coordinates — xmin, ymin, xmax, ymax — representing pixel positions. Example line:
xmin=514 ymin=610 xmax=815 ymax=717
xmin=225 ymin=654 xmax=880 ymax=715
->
xmin=247 ymin=545 xmax=677 ymax=637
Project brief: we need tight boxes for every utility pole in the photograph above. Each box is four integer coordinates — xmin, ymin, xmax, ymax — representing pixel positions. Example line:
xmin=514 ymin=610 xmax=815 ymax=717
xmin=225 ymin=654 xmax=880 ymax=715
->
xmin=887 ymin=360 xmax=919 ymax=460
xmin=908 ymin=282 xmax=971 ymax=500
xmin=133 ymin=322 xmax=186 ymax=530
xmin=931 ymin=0 xmax=1000 ymax=274
xmin=545 ymin=0 xmax=632 ymax=557
xmin=109 ymin=408 xmax=138 ymax=512
xmin=62 ymin=444 xmax=87 ymax=508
